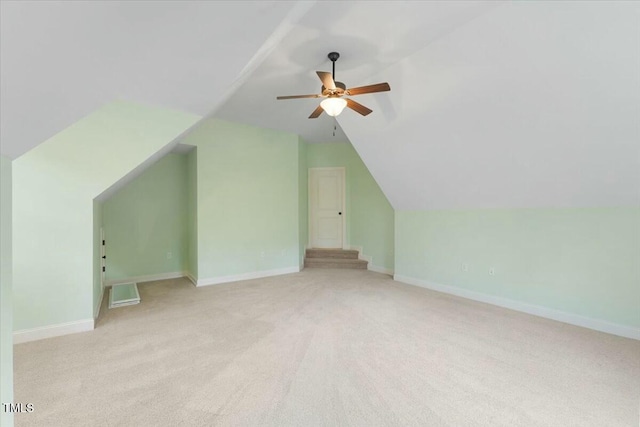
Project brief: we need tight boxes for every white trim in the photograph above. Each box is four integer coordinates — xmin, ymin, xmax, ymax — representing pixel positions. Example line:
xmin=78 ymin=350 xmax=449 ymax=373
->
xmin=94 ymin=284 xmax=104 ymax=320
xmin=185 ymin=272 xmax=198 ymax=286
xmin=393 ymin=274 xmax=640 ymax=340
xmin=369 ymin=265 xmax=394 ymax=275
xmin=105 ymin=271 xmax=186 ymax=287
xmin=100 ymin=227 xmax=105 ymax=286
xmin=94 ymin=227 xmax=105 ymax=320
xmin=348 ymin=245 xmax=394 ymax=276
xmin=196 ymin=266 xmax=300 ymax=287
xmin=309 ymin=167 xmax=347 ymax=250
xmin=341 ymin=168 xmax=347 ymax=250
xmin=348 ymin=245 xmax=367 ymax=261
xmin=14 ymin=319 xmax=94 ymax=344
xmin=301 ymin=245 xmax=311 ymax=269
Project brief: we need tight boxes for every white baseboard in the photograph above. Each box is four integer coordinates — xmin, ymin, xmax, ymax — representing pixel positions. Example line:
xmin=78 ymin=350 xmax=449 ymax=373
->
xmin=14 ymin=318 xmax=94 ymax=344
xmin=352 ymin=246 xmax=373 ymax=263
xmin=197 ymin=266 xmax=300 ymax=287
xmin=348 ymin=245 xmax=394 ymax=276
xmin=393 ymin=274 xmax=640 ymax=341
xmin=94 ymin=284 xmax=104 ymax=320
xmin=185 ymin=272 xmax=198 ymax=286
xmin=105 ymin=271 xmax=186 ymax=287
xmin=370 ymin=265 xmax=394 ymax=275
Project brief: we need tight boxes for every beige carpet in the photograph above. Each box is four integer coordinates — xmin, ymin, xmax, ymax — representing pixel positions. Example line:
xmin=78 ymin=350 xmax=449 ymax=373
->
xmin=14 ymin=269 xmax=640 ymax=426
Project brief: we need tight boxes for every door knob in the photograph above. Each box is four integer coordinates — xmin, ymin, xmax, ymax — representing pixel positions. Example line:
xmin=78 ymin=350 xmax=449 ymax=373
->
xmin=338 ymin=212 xmax=342 ymax=215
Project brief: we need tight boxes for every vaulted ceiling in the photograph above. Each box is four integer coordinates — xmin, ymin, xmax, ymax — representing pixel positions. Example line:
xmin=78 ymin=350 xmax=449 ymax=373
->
xmin=2 ymin=1 xmax=638 ymax=210
xmin=0 ymin=1 xmax=307 ymax=159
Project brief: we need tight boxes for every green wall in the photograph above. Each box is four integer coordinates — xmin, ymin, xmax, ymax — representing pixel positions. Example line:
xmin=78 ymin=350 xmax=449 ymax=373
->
xmin=93 ymin=200 xmax=103 ymax=317
xmin=85 ymin=129 xmax=395 ymax=284
xmin=395 ymin=208 xmax=640 ymax=329
xmin=102 ymin=153 xmax=189 ymax=282
xmin=97 ymin=123 xmax=395 ymax=282
xmin=183 ymin=119 xmax=300 ymax=280
xmin=298 ymin=138 xmax=308 ymax=267
xmin=12 ymin=101 xmax=200 ymax=330
xmin=1 ymin=156 xmax=14 ymax=427
xmin=186 ymin=149 xmax=198 ymax=278
xmin=307 ymin=142 xmax=395 ymax=271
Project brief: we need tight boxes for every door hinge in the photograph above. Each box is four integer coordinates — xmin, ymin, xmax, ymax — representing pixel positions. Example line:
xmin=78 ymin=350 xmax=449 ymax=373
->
xmin=102 ymin=240 xmax=105 ymax=245
xmin=102 ymin=266 xmax=105 ymax=272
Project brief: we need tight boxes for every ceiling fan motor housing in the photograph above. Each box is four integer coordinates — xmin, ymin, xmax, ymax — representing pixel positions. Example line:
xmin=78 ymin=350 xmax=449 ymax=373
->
xmin=276 ymin=50 xmax=390 ymax=118
xmin=322 ymin=81 xmax=346 ymax=97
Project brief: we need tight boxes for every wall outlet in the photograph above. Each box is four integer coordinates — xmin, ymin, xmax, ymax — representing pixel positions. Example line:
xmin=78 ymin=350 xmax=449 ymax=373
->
xmin=461 ymin=263 xmax=469 ymax=272
xmin=166 ymin=252 xmax=172 ymax=259
xmin=489 ymin=267 xmax=495 ymax=276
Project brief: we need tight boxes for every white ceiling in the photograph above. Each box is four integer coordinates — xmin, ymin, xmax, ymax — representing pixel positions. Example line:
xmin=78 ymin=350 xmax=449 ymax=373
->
xmin=336 ymin=1 xmax=640 ymax=209
xmin=2 ymin=1 xmax=639 ymax=209
xmin=0 ymin=0 xmax=302 ymax=159
xmin=217 ymin=1 xmax=500 ymax=143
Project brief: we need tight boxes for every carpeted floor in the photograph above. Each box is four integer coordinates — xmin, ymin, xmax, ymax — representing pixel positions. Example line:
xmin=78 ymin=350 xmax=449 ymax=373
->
xmin=13 ymin=269 xmax=640 ymax=426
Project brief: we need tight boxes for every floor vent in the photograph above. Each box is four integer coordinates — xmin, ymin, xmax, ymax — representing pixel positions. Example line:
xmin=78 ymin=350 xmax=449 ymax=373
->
xmin=109 ymin=282 xmax=141 ymax=309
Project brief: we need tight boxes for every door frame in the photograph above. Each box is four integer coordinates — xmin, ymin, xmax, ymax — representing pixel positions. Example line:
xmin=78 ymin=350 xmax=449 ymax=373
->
xmin=100 ymin=227 xmax=106 ymax=287
xmin=308 ymin=167 xmax=347 ymax=249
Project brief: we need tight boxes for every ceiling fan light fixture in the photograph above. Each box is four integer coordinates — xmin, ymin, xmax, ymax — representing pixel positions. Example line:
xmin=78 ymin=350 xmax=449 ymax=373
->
xmin=276 ymin=52 xmax=390 ymax=119
xmin=320 ymin=97 xmax=347 ymax=117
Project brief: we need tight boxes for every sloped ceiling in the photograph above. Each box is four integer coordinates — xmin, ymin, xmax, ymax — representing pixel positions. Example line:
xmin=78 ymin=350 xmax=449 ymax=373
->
xmin=218 ymin=1 xmax=499 ymax=143
xmin=337 ymin=1 xmax=640 ymax=209
xmin=3 ymin=1 xmax=639 ymax=209
xmin=219 ymin=1 xmax=640 ymax=210
xmin=0 ymin=0 xmax=303 ymax=159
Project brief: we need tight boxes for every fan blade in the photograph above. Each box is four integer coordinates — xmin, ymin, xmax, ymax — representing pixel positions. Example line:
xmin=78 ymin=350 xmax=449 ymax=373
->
xmin=277 ymin=94 xmax=322 ymax=100
xmin=308 ymin=105 xmax=324 ymax=119
xmin=316 ymin=71 xmax=336 ymax=90
xmin=346 ymin=98 xmax=372 ymax=116
xmin=345 ymin=82 xmax=390 ymax=96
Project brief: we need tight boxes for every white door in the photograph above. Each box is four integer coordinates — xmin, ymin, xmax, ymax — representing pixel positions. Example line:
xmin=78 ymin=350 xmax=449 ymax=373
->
xmin=309 ymin=167 xmax=345 ymax=248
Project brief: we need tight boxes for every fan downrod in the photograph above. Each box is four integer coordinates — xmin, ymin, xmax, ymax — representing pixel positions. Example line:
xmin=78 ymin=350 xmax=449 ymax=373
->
xmin=328 ymin=52 xmax=340 ymax=80
xmin=275 ymin=50 xmax=389 ymax=119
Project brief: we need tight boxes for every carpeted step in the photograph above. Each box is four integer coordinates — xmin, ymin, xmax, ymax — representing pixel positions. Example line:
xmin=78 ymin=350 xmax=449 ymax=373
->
xmin=305 ymin=248 xmax=359 ymax=259
xmin=304 ymin=257 xmax=368 ymax=269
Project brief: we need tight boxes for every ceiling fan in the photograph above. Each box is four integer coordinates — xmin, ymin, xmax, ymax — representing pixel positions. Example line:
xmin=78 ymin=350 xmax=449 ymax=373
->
xmin=276 ymin=52 xmax=390 ymax=119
